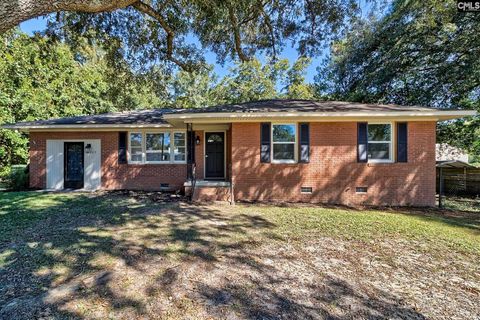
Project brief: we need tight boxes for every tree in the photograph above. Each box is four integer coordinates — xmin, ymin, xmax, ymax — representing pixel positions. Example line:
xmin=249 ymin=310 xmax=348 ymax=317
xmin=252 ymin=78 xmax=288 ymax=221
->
xmin=0 ymin=30 xmax=162 ymax=172
xmin=1 ymin=0 xmax=371 ymax=72
xmin=284 ymin=57 xmax=315 ymax=99
xmin=169 ymin=66 xmax=218 ymax=109
xmin=214 ymin=59 xmax=285 ymax=104
xmin=315 ymin=0 xmax=480 ymax=156
xmin=0 ymin=0 xmax=137 ymax=34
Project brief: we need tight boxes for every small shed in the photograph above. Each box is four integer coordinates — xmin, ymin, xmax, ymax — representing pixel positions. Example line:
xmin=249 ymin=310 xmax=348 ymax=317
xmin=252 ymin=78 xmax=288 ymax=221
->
xmin=436 ymin=160 xmax=479 ymax=195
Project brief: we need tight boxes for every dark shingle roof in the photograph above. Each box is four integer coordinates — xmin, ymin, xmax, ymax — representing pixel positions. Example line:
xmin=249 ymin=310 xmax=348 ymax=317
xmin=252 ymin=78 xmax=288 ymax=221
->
xmin=5 ymin=109 xmax=174 ymax=128
xmin=3 ymin=99 xmax=470 ymax=129
xmin=169 ymin=99 xmax=438 ymax=114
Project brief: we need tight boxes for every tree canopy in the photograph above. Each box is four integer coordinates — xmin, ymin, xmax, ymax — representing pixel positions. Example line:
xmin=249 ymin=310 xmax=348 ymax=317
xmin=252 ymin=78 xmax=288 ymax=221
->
xmin=316 ymin=0 xmax=480 ymax=157
xmin=1 ymin=0 xmax=372 ymax=73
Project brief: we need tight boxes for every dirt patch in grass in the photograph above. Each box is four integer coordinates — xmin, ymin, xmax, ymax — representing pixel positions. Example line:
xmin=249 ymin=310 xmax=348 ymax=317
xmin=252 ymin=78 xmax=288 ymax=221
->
xmin=0 ymin=191 xmax=479 ymax=319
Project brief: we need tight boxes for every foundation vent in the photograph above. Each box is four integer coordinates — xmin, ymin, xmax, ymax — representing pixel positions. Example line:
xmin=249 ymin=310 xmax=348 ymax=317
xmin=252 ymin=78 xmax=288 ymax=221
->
xmin=356 ymin=187 xmax=368 ymax=193
xmin=301 ymin=187 xmax=313 ymax=194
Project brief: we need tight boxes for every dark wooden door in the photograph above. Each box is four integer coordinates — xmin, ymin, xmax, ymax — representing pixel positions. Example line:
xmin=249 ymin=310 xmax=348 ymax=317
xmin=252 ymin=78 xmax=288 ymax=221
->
xmin=205 ymin=132 xmax=225 ymax=179
xmin=64 ymin=142 xmax=84 ymax=189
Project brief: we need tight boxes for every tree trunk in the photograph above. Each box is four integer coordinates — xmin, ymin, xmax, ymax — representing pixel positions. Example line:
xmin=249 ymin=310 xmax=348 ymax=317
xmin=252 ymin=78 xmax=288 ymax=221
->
xmin=0 ymin=0 xmax=137 ymax=34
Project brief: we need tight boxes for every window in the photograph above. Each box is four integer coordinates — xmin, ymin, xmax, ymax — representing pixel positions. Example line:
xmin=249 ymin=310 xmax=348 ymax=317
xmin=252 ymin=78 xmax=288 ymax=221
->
xmin=146 ymin=133 xmax=170 ymax=162
xmin=272 ymin=124 xmax=296 ymax=162
xmin=129 ymin=133 xmax=143 ymax=162
xmin=128 ymin=131 xmax=186 ymax=164
xmin=174 ymin=132 xmax=186 ymax=161
xmin=367 ymin=123 xmax=392 ymax=162
xmin=207 ymin=134 xmax=223 ymax=143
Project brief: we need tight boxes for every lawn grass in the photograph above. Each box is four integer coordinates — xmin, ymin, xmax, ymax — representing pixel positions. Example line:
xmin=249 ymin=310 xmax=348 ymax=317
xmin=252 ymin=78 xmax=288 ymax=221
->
xmin=0 ymin=191 xmax=479 ymax=319
xmin=240 ymin=204 xmax=480 ymax=254
xmin=444 ymin=196 xmax=480 ymax=213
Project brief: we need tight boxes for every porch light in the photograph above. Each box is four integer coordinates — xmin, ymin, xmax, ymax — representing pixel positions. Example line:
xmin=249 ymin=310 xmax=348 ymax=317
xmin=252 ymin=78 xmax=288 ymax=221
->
xmin=85 ymin=143 xmax=92 ymax=151
xmin=196 ymin=135 xmax=201 ymax=145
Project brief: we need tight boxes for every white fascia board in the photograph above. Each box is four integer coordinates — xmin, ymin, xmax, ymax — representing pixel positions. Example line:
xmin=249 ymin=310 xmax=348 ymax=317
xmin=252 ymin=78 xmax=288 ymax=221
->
xmin=2 ymin=123 xmax=172 ymax=130
xmin=163 ymin=110 xmax=477 ymax=120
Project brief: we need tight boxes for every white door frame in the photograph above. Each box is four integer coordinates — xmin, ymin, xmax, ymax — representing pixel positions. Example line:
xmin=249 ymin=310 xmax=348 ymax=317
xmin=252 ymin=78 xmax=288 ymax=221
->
xmin=203 ymin=130 xmax=227 ymax=180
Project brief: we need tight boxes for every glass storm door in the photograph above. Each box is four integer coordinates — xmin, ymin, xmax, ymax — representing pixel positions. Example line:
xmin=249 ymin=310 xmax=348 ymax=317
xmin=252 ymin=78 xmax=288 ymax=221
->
xmin=64 ymin=142 xmax=84 ymax=189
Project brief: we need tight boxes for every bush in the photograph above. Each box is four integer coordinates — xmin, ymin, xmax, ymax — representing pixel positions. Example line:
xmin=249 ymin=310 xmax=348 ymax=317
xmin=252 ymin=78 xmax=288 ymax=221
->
xmin=5 ymin=165 xmax=29 ymax=191
xmin=0 ymin=165 xmax=11 ymax=184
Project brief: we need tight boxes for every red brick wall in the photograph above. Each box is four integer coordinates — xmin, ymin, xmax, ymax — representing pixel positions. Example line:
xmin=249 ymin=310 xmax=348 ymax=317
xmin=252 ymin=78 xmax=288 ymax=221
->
xmin=188 ymin=186 xmax=231 ymax=202
xmin=29 ymin=131 xmax=187 ymax=190
xmin=231 ymin=122 xmax=436 ymax=206
xmin=29 ymin=122 xmax=436 ymax=206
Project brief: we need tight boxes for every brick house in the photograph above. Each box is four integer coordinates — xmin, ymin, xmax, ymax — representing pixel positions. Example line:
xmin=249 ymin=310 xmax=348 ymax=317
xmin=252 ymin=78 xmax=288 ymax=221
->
xmin=3 ymin=99 xmax=475 ymax=206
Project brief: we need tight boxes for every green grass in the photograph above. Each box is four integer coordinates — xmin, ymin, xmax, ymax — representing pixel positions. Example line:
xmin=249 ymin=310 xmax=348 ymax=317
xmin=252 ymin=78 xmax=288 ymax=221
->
xmin=444 ymin=196 xmax=480 ymax=213
xmin=239 ymin=204 xmax=480 ymax=253
xmin=1 ymin=191 xmax=479 ymax=254
xmin=0 ymin=191 xmax=138 ymax=244
xmin=0 ymin=191 xmax=479 ymax=319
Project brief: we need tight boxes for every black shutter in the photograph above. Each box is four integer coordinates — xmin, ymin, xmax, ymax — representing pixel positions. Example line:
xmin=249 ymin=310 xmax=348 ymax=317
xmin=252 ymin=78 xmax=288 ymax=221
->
xmin=357 ymin=122 xmax=368 ymax=163
xmin=397 ymin=122 xmax=408 ymax=162
xmin=299 ymin=123 xmax=310 ymax=163
xmin=260 ymin=123 xmax=271 ymax=163
xmin=118 ymin=132 xmax=127 ymax=164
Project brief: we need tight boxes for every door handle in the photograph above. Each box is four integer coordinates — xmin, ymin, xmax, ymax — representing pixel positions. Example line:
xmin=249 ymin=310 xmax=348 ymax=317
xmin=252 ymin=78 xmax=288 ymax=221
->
xmin=205 ymin=155 xmax=208 ymax=158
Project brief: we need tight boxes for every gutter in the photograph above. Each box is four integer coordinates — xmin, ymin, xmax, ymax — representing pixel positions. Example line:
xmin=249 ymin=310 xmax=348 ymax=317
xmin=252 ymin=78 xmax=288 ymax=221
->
xmin=163 ymin=110 xmax=477 ymax=119
xmin=1 ymin=123 xmax=172 ymax=131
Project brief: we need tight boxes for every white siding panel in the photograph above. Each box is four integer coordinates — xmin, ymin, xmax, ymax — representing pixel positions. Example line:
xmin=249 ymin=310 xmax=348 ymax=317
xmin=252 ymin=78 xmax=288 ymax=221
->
xmin=46 ymin=140 xmax=64 ymax=190
xmin=84 ymin=139 xmax=101 ymax=190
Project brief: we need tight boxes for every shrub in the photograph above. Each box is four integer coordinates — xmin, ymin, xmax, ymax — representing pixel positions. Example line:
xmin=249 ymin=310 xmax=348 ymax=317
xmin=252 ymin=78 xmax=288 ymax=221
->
xmin=5 ymin=165 xmax=29 ymax=191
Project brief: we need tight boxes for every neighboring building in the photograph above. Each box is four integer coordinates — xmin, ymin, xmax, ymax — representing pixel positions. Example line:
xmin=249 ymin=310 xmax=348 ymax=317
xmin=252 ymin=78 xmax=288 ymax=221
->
xmin=3 ymin=99 xmax=475 ymax=206
xmin=436 ymin=143 xmax=469 ymax=163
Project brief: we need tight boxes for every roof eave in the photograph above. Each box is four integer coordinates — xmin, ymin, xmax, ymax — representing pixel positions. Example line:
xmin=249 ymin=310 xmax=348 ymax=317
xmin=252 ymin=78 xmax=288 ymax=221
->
xmin=1 ymin=123 xmax=173 ymax=131
xmin=163 ymin=110 xmax=477 ymax=121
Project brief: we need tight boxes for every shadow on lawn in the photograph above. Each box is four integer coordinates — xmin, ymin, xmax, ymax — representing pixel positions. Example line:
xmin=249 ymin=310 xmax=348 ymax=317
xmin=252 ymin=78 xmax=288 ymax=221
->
xmin=383 ymin=206 xmax=480 ymax=235
xmin=0 ymin=191 xmax=426 ymax=319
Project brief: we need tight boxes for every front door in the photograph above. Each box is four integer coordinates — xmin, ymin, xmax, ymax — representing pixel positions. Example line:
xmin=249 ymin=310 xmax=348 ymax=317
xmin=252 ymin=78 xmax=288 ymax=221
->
xmin=64 ymin=142 xmax=84 ymax=189
xmin=205 ymin=132 xmax=225 ymax=179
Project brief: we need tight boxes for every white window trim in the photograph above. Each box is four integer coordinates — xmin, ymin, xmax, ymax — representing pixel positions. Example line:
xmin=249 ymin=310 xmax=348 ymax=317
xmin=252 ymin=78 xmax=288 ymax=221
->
xmin=128 ymin=130 xmax=187 ymax=164
xmin=172 ymin=131 xmax=187 ymax=163
xmin=128 ymin=132 xmax=144 ymax=164
xmin=271 ymin=123 xmax=298 ymax=164
xmin=367 ymin=122 xmax=394 ymax=163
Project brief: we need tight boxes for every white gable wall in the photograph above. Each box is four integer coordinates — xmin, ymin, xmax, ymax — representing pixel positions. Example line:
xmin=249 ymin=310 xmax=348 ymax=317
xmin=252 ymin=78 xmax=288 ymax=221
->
xmin=83 ymin=139 xmax=101 ymax=190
